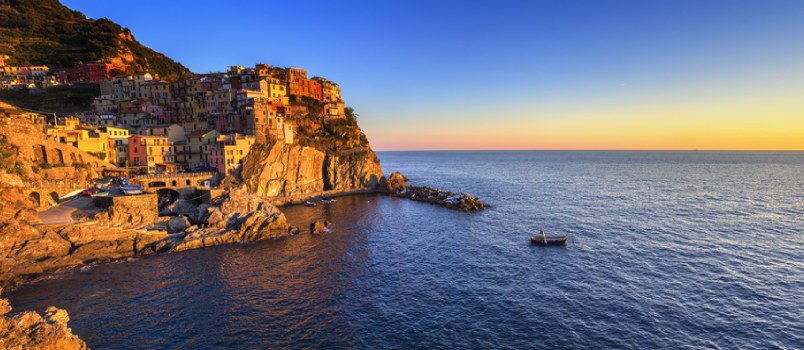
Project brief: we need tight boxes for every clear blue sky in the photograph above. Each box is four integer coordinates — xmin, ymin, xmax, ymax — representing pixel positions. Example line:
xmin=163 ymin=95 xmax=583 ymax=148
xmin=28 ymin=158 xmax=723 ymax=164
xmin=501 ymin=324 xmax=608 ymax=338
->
xmin=62 ymin=0 xmax=804 ymax=150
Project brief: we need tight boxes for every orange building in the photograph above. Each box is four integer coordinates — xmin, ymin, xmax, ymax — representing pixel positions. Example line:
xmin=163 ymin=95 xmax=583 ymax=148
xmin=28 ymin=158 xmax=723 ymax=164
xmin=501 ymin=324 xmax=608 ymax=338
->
xmin=285 ymin=68 xmax=323 ymax=100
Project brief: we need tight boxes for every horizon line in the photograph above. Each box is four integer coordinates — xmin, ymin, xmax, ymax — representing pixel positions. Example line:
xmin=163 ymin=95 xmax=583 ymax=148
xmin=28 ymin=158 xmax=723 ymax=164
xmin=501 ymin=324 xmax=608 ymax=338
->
xmin=374 ymin=149 xmax=804 ymax=152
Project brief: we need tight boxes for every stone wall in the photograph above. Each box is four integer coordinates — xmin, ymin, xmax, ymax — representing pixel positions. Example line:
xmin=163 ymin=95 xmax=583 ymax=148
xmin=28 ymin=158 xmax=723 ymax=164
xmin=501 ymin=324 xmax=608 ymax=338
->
xmin=92 ymin=194 xmax=158 ymax=228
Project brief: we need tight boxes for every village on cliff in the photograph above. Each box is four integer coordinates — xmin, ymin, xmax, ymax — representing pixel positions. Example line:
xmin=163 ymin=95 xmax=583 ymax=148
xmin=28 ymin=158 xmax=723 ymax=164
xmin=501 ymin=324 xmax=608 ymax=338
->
xmin=1 ymin=56 xmax=347 ymax=177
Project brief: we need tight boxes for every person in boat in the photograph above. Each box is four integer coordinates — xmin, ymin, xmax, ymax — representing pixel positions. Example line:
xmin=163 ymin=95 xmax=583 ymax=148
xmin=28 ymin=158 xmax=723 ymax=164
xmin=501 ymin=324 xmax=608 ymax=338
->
xmin=540 ymin=228 xmax=546 ymax=241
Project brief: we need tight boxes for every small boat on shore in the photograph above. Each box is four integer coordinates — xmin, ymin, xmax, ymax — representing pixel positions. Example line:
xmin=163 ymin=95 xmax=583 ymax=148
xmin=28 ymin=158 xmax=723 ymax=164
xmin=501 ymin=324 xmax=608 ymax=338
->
xmin=121 ymin=185 xmax=144 ymax=195
xmin=530 ymin=235 xmax=568 ymax=245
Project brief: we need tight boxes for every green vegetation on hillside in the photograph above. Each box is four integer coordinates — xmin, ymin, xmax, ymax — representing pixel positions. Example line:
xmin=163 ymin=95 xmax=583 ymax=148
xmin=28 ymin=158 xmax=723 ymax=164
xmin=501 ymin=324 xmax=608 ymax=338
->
xmin=0 ymin=0 xmax=190 ymax=78
xmin=0 ymin=84 xmax=100 ymax=113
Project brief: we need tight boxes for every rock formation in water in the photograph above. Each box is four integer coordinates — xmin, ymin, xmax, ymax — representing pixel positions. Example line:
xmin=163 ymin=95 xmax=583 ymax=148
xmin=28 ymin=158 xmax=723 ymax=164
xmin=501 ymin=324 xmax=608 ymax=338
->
xmin=386 ymin=171 xmax=486 ymax=212
xmin=0 ymin=287 xmax=88 ymax=350
xmin=168 ymin=188 xmax=293 ymax=252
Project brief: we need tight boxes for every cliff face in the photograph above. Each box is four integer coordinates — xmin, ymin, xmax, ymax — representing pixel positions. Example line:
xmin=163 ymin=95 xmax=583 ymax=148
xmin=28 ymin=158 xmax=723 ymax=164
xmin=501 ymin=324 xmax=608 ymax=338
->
xmin=0 ymin=103 xmax=107 ymax=187
xmin=0 ymin=287 xmax=88 ymax=350
xmin=237 ymin=110 xmax=385 ymax=198
xmin=238 ymin=141 xmax=385 ymax=197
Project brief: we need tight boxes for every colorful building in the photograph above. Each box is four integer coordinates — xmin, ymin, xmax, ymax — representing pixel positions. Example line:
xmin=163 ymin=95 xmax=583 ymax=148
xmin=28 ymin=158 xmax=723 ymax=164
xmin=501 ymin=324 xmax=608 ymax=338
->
xmin=186 ymin=129 xmax=220 ymax=168
xmin=104 ymin=126 xmax=130 ymax=166
xmin=63 ymin=61 xmax=126 ymax=82
xmin=286 ymin=68 xmax=323 ymax=100
xmin=208 ymin=134 xmax=255 ymax=175
xmin=128 ymin=135 xmax=169 ymax=172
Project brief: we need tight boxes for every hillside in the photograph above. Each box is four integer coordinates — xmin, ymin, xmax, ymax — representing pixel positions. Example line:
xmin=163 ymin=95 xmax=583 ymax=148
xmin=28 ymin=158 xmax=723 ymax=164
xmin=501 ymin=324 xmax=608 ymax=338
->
xmin=0 ymin=0 xmax=190 ymax=78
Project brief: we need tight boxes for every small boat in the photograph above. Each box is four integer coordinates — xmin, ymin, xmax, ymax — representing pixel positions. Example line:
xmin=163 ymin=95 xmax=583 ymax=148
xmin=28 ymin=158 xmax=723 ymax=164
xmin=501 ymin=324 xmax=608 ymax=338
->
xmin=303 ymin=201 xmax=316 ymax=207
xmin=121 ymin=185 xmax=144 ymax=195
xmin=530 ymin=235 xmax=568 ymax=245
xmin=59 ymin=189 xmax=85 ymax=202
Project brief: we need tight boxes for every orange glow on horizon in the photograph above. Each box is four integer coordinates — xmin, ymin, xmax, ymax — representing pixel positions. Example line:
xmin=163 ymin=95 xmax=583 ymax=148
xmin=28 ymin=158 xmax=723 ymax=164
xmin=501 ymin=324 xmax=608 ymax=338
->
xmin=366 ymin=94 xmax=804 ymax=151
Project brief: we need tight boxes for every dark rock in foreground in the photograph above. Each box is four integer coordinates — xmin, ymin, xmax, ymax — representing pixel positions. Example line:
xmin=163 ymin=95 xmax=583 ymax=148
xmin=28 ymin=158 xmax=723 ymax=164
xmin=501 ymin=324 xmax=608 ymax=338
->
xmin=0 ymin=286 xmax=88 ymax=349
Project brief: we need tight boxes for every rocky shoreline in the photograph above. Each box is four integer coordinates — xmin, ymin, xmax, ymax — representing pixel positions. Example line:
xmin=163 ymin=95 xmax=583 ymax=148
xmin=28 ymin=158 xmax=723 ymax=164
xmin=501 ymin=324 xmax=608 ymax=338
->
xmin=1 ymin=188 xmax=293 ymax=290
xmin=0 ymin=287 xmax=87 ymax=349
xmin=386 ymin=172 xmax=486 ymax=212
xmin=1 ymin=176 xmax=485 ymax=290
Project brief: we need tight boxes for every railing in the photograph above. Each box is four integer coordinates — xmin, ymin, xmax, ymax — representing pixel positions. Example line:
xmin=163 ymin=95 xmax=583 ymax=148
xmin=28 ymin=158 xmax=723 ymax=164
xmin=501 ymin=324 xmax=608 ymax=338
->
xmin=133 ymin=171 xmax=216 ymax=180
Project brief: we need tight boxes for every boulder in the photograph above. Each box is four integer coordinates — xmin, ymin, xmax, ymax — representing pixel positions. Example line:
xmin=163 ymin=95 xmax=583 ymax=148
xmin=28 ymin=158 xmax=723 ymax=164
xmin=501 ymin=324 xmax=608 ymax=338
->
xmin=166 ymin=216 xmax=191 ymax=233
xmin=310 ymin=220 xmax=327 ymax=234
xmin=387 ymin=171 xmax=408 ymax=194
xmin=0 ymin=287 xmax=88 ymax=350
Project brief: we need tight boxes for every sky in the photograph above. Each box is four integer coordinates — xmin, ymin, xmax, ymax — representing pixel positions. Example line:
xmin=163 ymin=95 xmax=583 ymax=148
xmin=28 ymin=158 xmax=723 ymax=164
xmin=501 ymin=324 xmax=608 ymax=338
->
xmin=63 ymin=0 xmax=804 ymax=150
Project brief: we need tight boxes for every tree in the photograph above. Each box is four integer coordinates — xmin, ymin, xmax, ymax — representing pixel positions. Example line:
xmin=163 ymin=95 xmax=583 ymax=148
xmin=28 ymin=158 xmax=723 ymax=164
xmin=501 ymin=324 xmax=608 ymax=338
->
xmin=344 ymin=107 xmax=358 ymax=124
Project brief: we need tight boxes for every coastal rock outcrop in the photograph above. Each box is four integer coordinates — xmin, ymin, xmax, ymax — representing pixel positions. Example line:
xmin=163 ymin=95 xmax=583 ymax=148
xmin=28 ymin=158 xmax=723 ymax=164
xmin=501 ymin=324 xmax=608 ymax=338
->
xmin=0 ymin=188 xmax=289 ymax=288
xmin=386 ymin=172 xmax=486 ymax=212
xmin=160 ymin=189 xmax=292 ymax=252
xmin=238 ymin=141 xmax=385 ymax=198
xmin=91 ymin=194 xmax=159 ymax=228
xmin=0 ymin=287 xmax=88 ymax=350
xmin=386 ymin=171 xmax=408 ymax=193
xmin=0 ymin=222 xmax=168 ymax=286
xmin=309 ymin=220 xmax=332 ymax=234
xmin=239 ymin=142 xmax=327 ymax=197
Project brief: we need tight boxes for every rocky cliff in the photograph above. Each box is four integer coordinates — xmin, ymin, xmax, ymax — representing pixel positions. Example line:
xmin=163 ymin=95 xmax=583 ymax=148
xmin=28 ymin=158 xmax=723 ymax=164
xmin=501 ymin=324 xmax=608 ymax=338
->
xmin=238 ymin=141 xmax=385 ymax=197
xmin=0 ymin=287 xmax=88 ymax=350
xmin=236 ymin=110 xmax=385 ymax=198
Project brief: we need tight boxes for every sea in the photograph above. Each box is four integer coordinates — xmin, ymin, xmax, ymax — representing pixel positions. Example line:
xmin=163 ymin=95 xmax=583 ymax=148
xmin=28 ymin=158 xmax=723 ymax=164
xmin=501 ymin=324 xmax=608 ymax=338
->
xmin=7 ymin=151 xmax=803 ymax=349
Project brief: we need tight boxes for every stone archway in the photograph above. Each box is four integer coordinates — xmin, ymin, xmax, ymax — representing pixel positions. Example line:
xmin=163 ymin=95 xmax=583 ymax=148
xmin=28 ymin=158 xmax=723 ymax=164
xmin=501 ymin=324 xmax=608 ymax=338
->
xmin=32 ymin=145 xmax=48 ymax=164
xmin=55 ymin=149 xmax=65 ymax=164
xmin=28 ymin=192 xmax=41 ymax=207
xmin=149 ymin=181 xmax=166 ymax=188
xmin=49 ymin=191 xmax=60 ymax=204
xmin=156 ymin=188 xmax=180 ymax=209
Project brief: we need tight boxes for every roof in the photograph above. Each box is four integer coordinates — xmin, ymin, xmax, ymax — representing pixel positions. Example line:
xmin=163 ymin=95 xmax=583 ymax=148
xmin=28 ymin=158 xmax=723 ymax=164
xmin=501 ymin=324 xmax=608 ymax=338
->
xmin=187 ymin=129 xmax=216 ymax=137
xmin=131 ymin=134 xmax=167 ymax=138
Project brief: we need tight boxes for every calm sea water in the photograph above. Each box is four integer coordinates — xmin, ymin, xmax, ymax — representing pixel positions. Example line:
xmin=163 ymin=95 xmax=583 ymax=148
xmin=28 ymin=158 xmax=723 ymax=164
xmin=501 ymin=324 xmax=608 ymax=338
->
xmin=8 ymin=151 xmax=804 ymax=349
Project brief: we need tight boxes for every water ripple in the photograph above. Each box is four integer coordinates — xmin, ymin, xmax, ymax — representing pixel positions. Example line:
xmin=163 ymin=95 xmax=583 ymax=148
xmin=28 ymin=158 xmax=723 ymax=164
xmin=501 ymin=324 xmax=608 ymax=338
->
xmin=7 ymin=151 xmax=804 ymax=349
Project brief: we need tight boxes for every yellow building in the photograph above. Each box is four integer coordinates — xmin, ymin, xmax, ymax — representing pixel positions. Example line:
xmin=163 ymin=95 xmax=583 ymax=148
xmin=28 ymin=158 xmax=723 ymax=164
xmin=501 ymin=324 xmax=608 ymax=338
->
xmin=52 ymin=128 xmax=114 ymax=165
xmin=186 ymin=129 xmax=220 ymax=168
xmin=266 ymin=77 xmax=287 ymax=98
xmin=104 ymin=126 xmax=130 ymax=166
xmin=213 ymin=134 xmax=255 ymax=175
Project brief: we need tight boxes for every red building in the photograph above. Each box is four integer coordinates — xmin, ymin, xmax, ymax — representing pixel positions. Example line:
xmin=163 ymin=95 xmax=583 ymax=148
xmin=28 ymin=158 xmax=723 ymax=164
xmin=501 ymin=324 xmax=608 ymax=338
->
xmin=285 ymin=68 xmax=322 ymax=100
xmin=64 ymin=62 xmax=126 ymax=82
